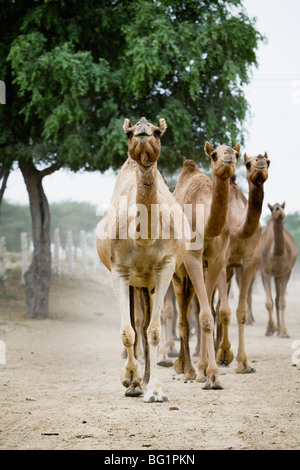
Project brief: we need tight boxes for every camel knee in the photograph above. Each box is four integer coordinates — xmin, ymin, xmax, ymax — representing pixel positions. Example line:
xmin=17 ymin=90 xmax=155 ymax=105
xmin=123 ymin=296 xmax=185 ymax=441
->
xmin=219 ymin=309 xmax=231 ymax=325
xmin=236 ymin=308 xmax=247 ymax=325
xmin=200 ymin=312 xmax=214 ymax=333
xmin=121 ymin=325 xmax=135 ymax=348
xmin=148 ymin=326 xmax=160 ymax=347
xmin=265 ymin=299 xmax=273 ymax=312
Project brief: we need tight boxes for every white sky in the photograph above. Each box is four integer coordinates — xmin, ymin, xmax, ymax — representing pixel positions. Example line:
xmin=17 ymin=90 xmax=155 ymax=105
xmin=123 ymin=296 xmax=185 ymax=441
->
xmin=5 ymin=0 xmax=300 ymax=218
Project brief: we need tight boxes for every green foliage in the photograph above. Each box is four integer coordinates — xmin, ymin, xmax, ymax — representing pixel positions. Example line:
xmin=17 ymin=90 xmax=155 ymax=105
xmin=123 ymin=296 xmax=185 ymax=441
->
xmin=50 ymin=201 xmax=98 ymax=248
xmin=1 ymin=0 xmax=264 ymax=174
xmin=0 ymin=199 xmax=98 ymax=251
xmin=0 ymin=199 xmax=31 ymax=251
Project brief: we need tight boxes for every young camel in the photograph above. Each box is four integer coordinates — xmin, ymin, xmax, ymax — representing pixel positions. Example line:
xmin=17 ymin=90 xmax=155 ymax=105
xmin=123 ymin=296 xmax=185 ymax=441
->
xmin=172 ymin=142 xmax=239 ymax=388
xmin=216 ymin=152 xmax=269 ymax=372
xmin=260 ymin=202 xmax=297 ymax=337
xmin=97 ymin=117 xmax=188 ymax=402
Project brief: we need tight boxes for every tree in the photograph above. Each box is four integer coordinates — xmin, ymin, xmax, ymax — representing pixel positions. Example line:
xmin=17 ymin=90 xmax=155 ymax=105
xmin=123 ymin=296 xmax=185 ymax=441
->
xmin=1 ymin=0 xmax=264 ymax=318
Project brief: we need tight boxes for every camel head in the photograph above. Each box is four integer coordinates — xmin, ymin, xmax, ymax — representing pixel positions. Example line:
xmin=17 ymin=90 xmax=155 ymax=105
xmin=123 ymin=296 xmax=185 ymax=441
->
xmin=267 ymin=202 xmax=286 ymax=221
xmin=123 ymin=117 xmax=167 ymax=167
xmin=204 ymin=142 xmax=240 ymax=179
xmin=244 ymin=152 xmax=270 ymax=187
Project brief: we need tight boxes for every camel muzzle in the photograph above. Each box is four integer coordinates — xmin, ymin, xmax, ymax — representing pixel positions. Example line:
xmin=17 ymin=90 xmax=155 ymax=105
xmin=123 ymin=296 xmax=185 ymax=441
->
xmin=134 ymin=123 xmax=152 ymax=142
xmin=221 ymin=155 xmax=236 ymax=165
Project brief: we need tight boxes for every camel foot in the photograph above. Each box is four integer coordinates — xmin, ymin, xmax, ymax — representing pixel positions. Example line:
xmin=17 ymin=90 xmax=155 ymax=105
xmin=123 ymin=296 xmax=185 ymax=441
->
xmin=125 ymin=385 xmax=143 ymax=397
xmin=216 ymin=347 xmax=234 ymax=367
xmin=265 ymin=324 xmax=277 ymax=336
xmin=202 ymin=375 xmax=223 ymax=390
xmin=174 ymin=356 xmax=184 ymax=374
xmin=143 ymin=386 xmax=168 ymax=403
xmin=279 ymin=332 xmax=290 ymax=338
xmin=265 ymin=330 xmax=275 ymax=336
xmin=182 ymin=368 xmax=196 ymax=381
xmin=236 ymin=362 xmax=256 ymax=374
xmin=157 ymin=359 xmax=173 ymax=368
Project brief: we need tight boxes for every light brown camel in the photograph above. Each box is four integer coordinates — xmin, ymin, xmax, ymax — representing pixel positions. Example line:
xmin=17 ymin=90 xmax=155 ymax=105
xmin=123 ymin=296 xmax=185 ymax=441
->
xmin=216 ymin=152 xmax=269 ymax=372
xmin=260 ymin=202 xmax=297 ymax=337
xmin=172 ymin=141 xmax=239 ymax=388
xmin=97 ymin=117 xmax=188 ymax=402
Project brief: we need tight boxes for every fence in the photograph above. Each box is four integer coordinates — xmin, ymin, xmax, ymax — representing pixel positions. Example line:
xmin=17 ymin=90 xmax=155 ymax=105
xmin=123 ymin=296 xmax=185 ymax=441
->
xmin=0 ymin=228 xmax=102 ymax=284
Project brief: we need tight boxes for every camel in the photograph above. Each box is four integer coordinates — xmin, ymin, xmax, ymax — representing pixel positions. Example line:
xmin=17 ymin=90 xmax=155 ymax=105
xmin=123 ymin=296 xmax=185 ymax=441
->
xmin=96 ymin=117 xmax=188 ymax=402
xmin=172 ymin=141 xmax=239 ymax=388
xmin=216 ymin=152 xmax=269 ymax=372
xmin=260 ymin=202 xmax=297 ymax=337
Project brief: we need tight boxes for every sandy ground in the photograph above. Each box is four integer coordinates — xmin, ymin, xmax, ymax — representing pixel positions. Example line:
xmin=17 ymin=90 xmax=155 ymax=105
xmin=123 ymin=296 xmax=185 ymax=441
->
xmin=0 ymin=264 xmax=300 ymax=451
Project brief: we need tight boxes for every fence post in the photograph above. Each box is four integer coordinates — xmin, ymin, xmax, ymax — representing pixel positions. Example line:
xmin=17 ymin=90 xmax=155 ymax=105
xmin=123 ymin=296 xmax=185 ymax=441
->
xmin=66 ymin=230 xmax=74 ymax=276
xmin=53 ymin=228 xmax=61 ymax=277
xmin=80 ymin=230 xmax=89 ymax=278
xmin=20 ymin=232 xmax=28 ymax=286
xmin=93 ymin=228 xmax=100 ymax=274
xmin=0 ymin=237 xmax=7 ymax=282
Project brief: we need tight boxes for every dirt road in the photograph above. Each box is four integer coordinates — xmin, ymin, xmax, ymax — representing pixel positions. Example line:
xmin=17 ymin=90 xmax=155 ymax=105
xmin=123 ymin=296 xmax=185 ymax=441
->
xmin=0 ymin=266 xmax=299 ymax=450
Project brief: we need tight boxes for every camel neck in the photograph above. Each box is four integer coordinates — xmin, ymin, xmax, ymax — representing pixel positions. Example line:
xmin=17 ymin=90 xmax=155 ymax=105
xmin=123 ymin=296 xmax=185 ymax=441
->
xmin=205 ymin=175 xmax=230 ymax=239
xmin=273 ymin=218 xmax=285 ymax=256
xmin=135 ymin=162 xmax=158 ymax=207
xmin=135 ymin=162 xmax=158 ymax=241
xmin=235 ymin=182 xmax=264 ymax=240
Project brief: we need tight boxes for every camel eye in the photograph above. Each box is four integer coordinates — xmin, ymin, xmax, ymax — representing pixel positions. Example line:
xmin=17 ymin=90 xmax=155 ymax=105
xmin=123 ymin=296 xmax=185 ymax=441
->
xmin=125 ymin=130 xmax=133 ymax=139
xmin=245 ymin=161 xmax=251 ymax=170
xmin=154 ymin=129 xmax=162 ymax=137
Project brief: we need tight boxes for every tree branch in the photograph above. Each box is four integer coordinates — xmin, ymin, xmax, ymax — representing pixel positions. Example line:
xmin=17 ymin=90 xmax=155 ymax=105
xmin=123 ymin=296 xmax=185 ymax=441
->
xmin=0 ymin=165 xmax=11 ymax=209
xmin=39 ymin=162 xmax=62 ymax=178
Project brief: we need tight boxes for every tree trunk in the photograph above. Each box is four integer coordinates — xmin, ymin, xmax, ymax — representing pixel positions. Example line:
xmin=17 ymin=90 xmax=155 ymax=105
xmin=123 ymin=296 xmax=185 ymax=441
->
xmin=0 ymin=165 xmax=11 ymax=215
xmin=19 ymin=159 xmax=52 ymax=319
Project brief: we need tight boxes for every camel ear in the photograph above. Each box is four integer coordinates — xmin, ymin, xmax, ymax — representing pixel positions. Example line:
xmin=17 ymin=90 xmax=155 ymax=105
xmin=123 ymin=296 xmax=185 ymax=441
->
xmin=234 ymin=142 xmax=241 ymax=153
xmin=264 ymin=151 xmax=268 ymax=158
xmin=204 ymin=141 xmax=213 ymax=157
xmin=281 ymin=201 xmax=285 ymax=209
xmin=268 ymin=203 xmax=273 ymax=212
xmin=158 ymin=118 xmax=167 ymax=135
xmin=123 ymin=118 xmax=132 ymax=133
xmin=243 ymin=152 xmax=248 ymax=163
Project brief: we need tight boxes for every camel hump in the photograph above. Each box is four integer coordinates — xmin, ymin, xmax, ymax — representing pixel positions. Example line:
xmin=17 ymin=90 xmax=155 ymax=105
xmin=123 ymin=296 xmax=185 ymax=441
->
xmin=183 ymin=159 xmax=198 ymax=172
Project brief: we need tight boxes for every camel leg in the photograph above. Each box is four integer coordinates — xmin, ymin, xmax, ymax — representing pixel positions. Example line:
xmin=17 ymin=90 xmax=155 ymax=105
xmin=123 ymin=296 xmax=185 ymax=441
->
xmin=277 ymin=272 xmax=291 ymax=338
xmin=134 ymin=288 xmax=144 ymax=361
xmin=165 ymin=284 xmax=178 ymax=357
xmin=158 ymin=283 xmax=177 ymax=366
xmin=215 ymin=267 xmax=234 ymax=366
xmin=111 ymin=269 xmax=143 ymax=397
xmin=143 ymin=258 xmax=175 ymax=403
xmin=184 ymin=252 xmax=223 ymax=389
xmin=261 ymin=272 xmax=276 ymax=335
xmin=193 ymin=296 xmax=201 ymax=357
xmin=246 ymin=276 xmax=255 ymax=324
xmin=172 ymin=267 xmax=195 ymax=380
xmin=141 ymin=287 xmax=151 ymax=385
xmin=274 ymin=277 xmax=282 ymax=336
xmin=235 ymin=261 xmax=256 ymax=374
